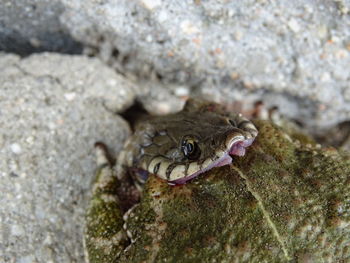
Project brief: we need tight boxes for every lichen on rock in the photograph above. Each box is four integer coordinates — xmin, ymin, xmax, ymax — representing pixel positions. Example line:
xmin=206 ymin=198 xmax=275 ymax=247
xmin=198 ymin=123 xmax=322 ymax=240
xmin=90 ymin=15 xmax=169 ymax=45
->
xmin=85 ymin=120 xmax=350 ymax=262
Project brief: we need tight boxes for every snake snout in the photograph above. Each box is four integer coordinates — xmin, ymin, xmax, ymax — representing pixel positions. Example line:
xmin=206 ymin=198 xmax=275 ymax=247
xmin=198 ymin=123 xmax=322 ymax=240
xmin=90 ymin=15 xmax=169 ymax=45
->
xmin=225 ymin=131 xmax=255 ymax=157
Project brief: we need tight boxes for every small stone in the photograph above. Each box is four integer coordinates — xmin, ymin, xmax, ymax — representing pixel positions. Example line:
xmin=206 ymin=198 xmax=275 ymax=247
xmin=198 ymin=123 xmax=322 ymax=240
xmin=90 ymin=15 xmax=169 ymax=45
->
xmin=174 ymin=86 xmax=189 ymax=97
xmin=64 ymin=92 xmax=76 ymax=101
xmin=233 ymin=31 xmax=243 ymax=41
xmin=228 ymin=9 xmax=235 ymax=17
xmin=10 ymin=143 xmax=22 ymax=154
xmin=288 ymin=18 xmax=300 ymax=33
xmin=335 ymin=49 xmax=348 ymax=59
xmin=331 ymin=35 xmax=340 ymax=43
xmin=140 ymin=0 xmax=161 ymax=10
xmin=320 ymin=72 xmax=331 ymax=82
xmin=230 ymin=72 xmax=240 ymax=80
xmin=43 ymin=234 xmax=53 ymax=245
xmin=29 ymin=37 xmax=41 ymax=48
xmin=11 ymin=224 xmax=25 ymax=236
xmin=17 ymin=255 xmax=36 ymax=263
xmin=158 ymin=10 xmax=169 ymax=23
xmin=317 ymin=25 xmax=328 ymax=39
xmin=25 ymin=136 xmax=35 ymax=145
xmin=181 ymin=20 xmax=199 ymax=34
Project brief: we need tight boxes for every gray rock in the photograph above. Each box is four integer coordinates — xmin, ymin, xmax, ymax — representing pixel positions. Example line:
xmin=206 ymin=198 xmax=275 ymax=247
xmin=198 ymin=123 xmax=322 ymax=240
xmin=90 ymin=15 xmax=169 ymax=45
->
xmin=0 ymin=52 xmax=134 ymax=262
xmin=61 ymin=0 xmax=350 ymax=128
xmin=2 ymin=0 xmax=350 ymax=262
xmin=0 ymin=0 xmax=81 ymax=55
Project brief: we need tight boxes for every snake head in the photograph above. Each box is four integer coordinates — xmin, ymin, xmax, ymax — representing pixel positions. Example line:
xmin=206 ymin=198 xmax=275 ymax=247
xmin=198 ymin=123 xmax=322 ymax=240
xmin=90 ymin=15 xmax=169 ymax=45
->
xmin=137 ymin=106 xmax=258 ymax=185
xmin=168 ymin=114 xmax=257 ymax=185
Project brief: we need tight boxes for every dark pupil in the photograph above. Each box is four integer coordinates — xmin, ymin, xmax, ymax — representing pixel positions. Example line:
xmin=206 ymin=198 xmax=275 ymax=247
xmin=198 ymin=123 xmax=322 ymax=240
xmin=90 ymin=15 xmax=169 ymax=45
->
xmin=186 ymin=142 xmax=194 ymax=153
xmin=182 ymin=139 xmax=200 ymax=160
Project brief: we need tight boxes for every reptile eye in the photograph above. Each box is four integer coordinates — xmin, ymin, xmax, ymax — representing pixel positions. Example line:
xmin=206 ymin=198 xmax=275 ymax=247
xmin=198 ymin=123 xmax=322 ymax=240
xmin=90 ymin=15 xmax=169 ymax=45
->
xmin=181 ymin=138 xmax=201 ymax=160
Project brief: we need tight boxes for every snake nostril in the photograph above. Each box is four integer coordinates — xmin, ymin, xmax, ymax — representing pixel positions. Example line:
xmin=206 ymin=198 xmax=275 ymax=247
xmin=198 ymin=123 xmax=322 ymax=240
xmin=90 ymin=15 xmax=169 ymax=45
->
xmin=229 ymin=119 xmax=237 ymax=127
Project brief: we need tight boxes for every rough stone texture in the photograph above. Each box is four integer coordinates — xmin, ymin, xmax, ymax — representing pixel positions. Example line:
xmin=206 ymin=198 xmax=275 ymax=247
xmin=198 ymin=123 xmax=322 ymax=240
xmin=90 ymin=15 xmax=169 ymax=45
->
xmin=1 ymin=0 xmax=350 ymax=262
xmin=61 ymin=0 xmax=350 ymax=128
xmin=0 ymin=53 xmax=135 ymax=262
xmin=0 ymin=0 xmax=82 ymax=55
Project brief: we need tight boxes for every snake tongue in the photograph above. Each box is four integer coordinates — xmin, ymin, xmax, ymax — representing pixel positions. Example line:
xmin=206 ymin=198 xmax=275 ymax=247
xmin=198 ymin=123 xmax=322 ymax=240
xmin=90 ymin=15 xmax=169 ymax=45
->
xmin=229 ymin=138 xmax=255 ymax=157
xmin=230 ymin=142 xmax=246 ymax=156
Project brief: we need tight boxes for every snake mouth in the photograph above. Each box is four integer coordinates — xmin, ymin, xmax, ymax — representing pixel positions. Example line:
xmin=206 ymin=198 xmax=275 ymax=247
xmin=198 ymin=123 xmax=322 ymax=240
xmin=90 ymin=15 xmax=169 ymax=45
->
xmin=228 ymin=137 xmax=255 ymax=157
xmin=169 ymin=137 xmax=255 ymax=185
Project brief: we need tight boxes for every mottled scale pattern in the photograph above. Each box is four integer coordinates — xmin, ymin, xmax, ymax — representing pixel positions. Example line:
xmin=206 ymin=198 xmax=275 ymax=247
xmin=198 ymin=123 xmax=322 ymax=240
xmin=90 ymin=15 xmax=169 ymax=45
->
xmin=119 ymin=100 xmax=258 ymax=182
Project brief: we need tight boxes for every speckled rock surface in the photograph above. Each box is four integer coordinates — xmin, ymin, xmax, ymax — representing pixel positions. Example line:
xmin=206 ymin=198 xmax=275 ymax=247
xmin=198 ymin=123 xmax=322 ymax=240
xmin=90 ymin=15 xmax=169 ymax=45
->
xmin=85 ymin=120 xmax=350 ymax=262
xmin=61 ymin=0 xmax=350 ymax=128
xmin=0 ymin=0 xmax=81 ymax=55
xmin=2 ymin=0 xmax=350 ymax=262
xmin=0 ymin=53 xmax=135 ymax=262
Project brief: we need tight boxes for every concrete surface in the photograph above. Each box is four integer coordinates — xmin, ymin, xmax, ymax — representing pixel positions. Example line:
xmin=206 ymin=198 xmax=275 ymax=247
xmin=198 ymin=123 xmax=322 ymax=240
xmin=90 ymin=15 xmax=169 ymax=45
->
xmin=0 ymin=0 xmax=81 ymax=55
xmin=0 ymin=53 xmax=134 ymax=262
xmin=61 ymin=0 xmax=350 ymax=128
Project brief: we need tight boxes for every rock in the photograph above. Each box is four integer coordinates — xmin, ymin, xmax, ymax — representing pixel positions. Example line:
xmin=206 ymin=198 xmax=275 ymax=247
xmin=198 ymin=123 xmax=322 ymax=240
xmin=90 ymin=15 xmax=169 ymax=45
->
xmin=85 ymin=120 xmax=350 ymax=262
xmin=0 ymin=52 xmax=134 ymax=262
xmin=60 ymin=0 xmax=350 ymax=128
xmin=2 ymin=0 xmax=350 ymax=262
xmin=0 ymin=0 xmax=81 ymax=55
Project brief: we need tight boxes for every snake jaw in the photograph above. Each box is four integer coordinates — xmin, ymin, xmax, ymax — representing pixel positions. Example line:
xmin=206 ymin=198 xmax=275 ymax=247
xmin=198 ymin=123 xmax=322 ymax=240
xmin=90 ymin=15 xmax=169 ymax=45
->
xmin=214 ymin=154 xmax=232 ymax=167
xmin=169 ymin=137 xmax=256 ymax=185
xmin=169 ymin=154 xmax=232 ymax=185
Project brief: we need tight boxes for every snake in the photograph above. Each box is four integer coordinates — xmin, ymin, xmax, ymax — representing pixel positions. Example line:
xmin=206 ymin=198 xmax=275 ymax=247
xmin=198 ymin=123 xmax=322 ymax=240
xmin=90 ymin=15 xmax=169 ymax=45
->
xmin=118 ymin=99 xmax=258 ymax=185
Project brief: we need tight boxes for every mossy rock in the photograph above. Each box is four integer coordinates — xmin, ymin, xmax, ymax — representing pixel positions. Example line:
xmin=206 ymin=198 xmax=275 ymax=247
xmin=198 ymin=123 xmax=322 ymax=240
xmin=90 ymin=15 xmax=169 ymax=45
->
xmin=85 ymin=120 xmax=350 ymax=262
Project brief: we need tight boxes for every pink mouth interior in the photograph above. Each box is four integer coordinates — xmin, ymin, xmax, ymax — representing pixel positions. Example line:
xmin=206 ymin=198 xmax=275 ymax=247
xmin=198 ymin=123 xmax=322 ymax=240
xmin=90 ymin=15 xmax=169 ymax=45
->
xmin=229 ymin=138 xmax=255 ymax=156
xmin=170 ymin=138 xmax=255 ymax=185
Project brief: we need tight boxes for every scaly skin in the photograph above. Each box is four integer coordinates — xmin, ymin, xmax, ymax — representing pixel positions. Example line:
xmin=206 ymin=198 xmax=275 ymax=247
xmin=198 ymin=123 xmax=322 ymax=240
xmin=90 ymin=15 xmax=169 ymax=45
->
xmin=117 ymin=99 xmax=258 ymax=184
xmin=85 ymin=120 xmax=350 ymax=263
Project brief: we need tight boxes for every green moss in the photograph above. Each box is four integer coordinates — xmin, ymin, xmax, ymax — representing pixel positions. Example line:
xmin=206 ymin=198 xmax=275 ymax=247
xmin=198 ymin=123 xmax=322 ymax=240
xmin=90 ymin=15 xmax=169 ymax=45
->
xmin=84 ymin=166 xmax=127 ymax=262
xmin=85 ymin=120 xmax=350 ymax=262
xmin=235 ymin=121 xmax=350 ymax=261
xmin=155 ymin=169 xmax=286 ymax=262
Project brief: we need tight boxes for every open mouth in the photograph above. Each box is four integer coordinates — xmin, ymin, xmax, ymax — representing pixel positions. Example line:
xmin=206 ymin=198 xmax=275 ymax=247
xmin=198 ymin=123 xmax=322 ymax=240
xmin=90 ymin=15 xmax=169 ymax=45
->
xmin=213 ymin=137 xmax=255 ymax=168
xmin=229 ymin=137 xmax=255 ymax=156
xmin=169 ymin=137 xmax=255 ymax=185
